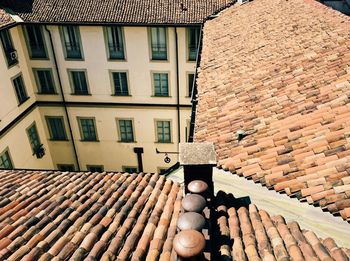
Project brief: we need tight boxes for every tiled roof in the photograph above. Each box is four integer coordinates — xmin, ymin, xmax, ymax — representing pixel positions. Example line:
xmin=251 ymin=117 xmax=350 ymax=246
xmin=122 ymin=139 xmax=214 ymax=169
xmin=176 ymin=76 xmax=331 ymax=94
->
xmin=0 ymin=8 xmax=15 ymax=29
xmin=0 ymin=170 xmax=182 ymax=260
xmin=194 ymin=0 xmax=350 ymax=220
xmin=0 ymin=170 xmax=349 ymax=260
xmin=1 ymin=0 xmax=235 ymax=25
xmin=212 ymin=191 xmax=350 ymax=260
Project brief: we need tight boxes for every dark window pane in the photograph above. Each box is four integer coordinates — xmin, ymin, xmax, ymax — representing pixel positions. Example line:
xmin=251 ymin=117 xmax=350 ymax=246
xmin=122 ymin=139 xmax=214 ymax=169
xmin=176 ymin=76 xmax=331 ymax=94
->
xmin=0 ymin=29 xmax=18 ymax=66
xmin=188 ymin=27 xmax=200 ymax=61
xmin=0 ymin=151 xmax=13 ymax=169
xmin=119 ymin=120 xmax=134 ymax=142
xmin=62 ymin=26 xmax=82 ymax=59
xmin=80 ymin=119 xmax=97 ymax=141
xmin=106 ymin=27 xmax=125 ymax=59
xmin=188 ymin=74 xmax=194 ymax=97
xmin=58 ymin=164 xmax=75 ymax=171
xmin=27 ymin=124 xmax=41 ymax=153
xmin=25 ymin=25 xmax=47 ymax=59
xmin=151 ymin=27 xmax=167 ymax=60
xmin=123 ymin=167 xmax=137 ymax=173
xmin=37 ymin=70 xmax=55 ymax=94
xmin=13 ymin=75 xmax=28 ymax=104
xmin=71 ymin=71 xmax=88 ymax=95
xmin=47 ymin=117 xmax=67 ymax=140
xmin=113 ymin=72 xmax=128 ymax=95
xmin=154 ymin=73 xmax=168 ymax=96
xmin=87 ymin=165 xmax=104 ymax=172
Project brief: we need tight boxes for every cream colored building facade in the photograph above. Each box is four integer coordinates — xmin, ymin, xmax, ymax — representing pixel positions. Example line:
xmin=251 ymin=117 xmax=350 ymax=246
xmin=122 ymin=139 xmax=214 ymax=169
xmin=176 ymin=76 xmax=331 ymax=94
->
xmin=0 ymin=24 xmax=199 ymax=173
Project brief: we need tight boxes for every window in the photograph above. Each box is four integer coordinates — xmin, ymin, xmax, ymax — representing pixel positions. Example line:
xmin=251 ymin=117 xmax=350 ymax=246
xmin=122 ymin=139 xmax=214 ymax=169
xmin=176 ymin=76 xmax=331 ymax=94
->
xmin=105 ymin=26 xmax=125 ymax=60
xmin=87 ymin=165 xmax=104 ymax=172
xmin=61 ymin=26 xmax=82 ymax=59
xmin=26 ymin=123 xmax=41 ymax=153
xmin=156 ymin=121 xmax=171 ymax=143
xmin=78 ymin=118 xmax=98 ymax=141
xmin=118 ymin=119 xmax=134 ymax=142
xmin=34 ymin=69 xmax=56 ymax=94
xmin=187 ymin=27 xmax=200 ymax=61
xmin=153 ymin=73 xmax=169 ymax=97
xmin=112 ymin=72 xmax=129 ymax=96
xmin=0 ymin=150 xmax=13 ymax=169
xmin=12 ymin=75 xmax=28 ymax=105
xmin=188 ymin=73 xmax=195 ymax=97
xmin=123 ymin=166 xmax=137 ymax=173
xmin=69 ymin=70 xmax=89 ymax=95
xmin=150 ymin=27 xmax=167 ymax=60
xmin=57 ymin=164 xmax=75 ymax=171
xmin=0 ymin=29 xmax=18 ymax=66
xmin=24 ymin=25 xmax=47 ymax=59
xmin=46 ymin=117 xmax=67 ymax=141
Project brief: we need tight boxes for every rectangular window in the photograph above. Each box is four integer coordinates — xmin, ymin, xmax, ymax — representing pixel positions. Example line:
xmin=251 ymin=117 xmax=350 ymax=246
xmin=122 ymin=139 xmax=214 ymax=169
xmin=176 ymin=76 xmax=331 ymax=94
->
xmin=112 ymin=72 xmax=129 ymax=96
xmin=188 ymin=73 xmax=195 ymax=97
xmin=57 ymin=164 xmax=75 ymax=171
xmin=153 ymin=73 xmax=169 ymax=97
xmin=0 ymin=150 xmax=13 ymax=169
xmin=70 ymin=70 xmax=89 ymax=95
xmin=34 ymin=69 xmax=56 ymax=94
xmin=24 ymin=25 xmax=47 ymax=59
xmin=150 ymin=27 xmax=167 ymax=60
xmin=78 ymin=118 xmax=98 ymax=141
xmin=123 ymin=166 xmax=137 ymax=173
xmin=188 ymin=27 xmax=200 ymax=61
xmin=0 ymin=29 xmax=18 ymax=66
xmin=87 ymin=165 xmax=104 ymax=172
xmin=46 ymin=117 xmax=67 ymax=141
xmin=156 ymin=121 xmax=171 ymax=143
xmin=61 ymin=26 xmax=82 ymax=59
xmin=105 ymin=26 xmax=125 ymax=60
xmin=13 ymin=75 xmax=28 ymax=105
xmin=118 ymin=119 xmax=134 ymax=142
xmin=27 ymin=123 xmax=41 ymax=153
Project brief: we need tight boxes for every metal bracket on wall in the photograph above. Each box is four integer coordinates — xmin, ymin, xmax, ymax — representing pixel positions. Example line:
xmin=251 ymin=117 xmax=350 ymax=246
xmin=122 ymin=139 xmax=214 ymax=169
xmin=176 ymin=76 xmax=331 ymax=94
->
xmin=156 ymin=148 xmax=179 ymax=164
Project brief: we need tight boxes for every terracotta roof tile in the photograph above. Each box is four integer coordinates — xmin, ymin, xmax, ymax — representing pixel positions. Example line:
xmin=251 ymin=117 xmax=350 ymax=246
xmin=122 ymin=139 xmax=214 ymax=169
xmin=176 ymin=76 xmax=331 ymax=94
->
xmin=195 ymin=0 xmax=350 ymax=221
xmin=0 ymin=170 xmax=182 ymax=260
xmin=1 ymin=0 xmax=234 ymax=25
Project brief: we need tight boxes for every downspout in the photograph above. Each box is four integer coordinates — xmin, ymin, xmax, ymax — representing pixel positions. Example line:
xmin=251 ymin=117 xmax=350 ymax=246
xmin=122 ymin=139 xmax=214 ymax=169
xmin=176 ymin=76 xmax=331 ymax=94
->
xmin=188 ymin=24 xmax=203 ymax=142
xmin=175 ymin=27 xmax=181 ymax=146
xmin=44 ymin=25 xmax=81 ymax=171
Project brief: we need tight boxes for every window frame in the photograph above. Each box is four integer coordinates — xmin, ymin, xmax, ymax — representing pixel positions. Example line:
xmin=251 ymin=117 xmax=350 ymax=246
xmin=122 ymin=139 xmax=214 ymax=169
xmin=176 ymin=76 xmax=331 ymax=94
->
xmin=87 ymin=165 xmax=104 ymax=172
xmin=187 ymin=27 xmax=200 ymax=62
xmin=77 ymin=117 xmax=99 ymax=142
xmin=116 ymin=118 xmax=136 ymax=143
xmin=33 ymin=68 xmax=57 ymax=94
xmin=68 ymin=69 xmax=90 ymax=95
xmin=151 ymin=71 xmax=170 ymax=97
xmin=0 ymin=29 xmax=18 ymax=67
xmin=59 ymin=25 xmax=84 ymax=60
xmin=149 ymin=27 xmax=168 ymax=61
xmin=0 ymin=148 xmax=14 ymax=169
xmin=26 ymin=122 xmax=42 ymax=154
xmin=110 ymin=70 xmax=130 ymax=96
xmin=23 ymin=25 xmax=48 ymax=60
xmin=45 ymin=116 xmax=68 ymax=141
xmin=155 ymin=119 xmax=172 ymax=143
xmin=104 ymin=26 xmax=126 ymax=61
xmin=11 ymin=73 xmax=29 ymax=106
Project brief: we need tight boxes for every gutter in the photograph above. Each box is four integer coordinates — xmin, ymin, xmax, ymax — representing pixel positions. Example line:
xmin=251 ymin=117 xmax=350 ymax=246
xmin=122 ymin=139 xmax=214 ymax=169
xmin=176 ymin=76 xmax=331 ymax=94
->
xmin=175 ymin=27 xmax=181 ymax=145
xmin=44 ymin=25 xmax=81 ymax=171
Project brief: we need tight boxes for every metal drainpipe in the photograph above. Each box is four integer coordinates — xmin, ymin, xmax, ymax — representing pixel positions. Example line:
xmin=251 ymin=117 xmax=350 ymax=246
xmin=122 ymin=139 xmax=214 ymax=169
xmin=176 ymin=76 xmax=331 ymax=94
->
xmin=175 ymin=27 xmax=181 ymax=146
xmin=44 ymin=25 xmax=81 ymax=171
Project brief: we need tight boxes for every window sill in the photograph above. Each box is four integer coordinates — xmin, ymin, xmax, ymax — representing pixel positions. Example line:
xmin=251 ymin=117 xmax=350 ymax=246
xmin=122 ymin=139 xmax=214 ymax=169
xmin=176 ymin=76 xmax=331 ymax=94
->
xmin=155 ymin=141 xmax=173 ymax=144
xmin=65 ymin=57 xmax=84 ymax=61
xmin=111 ymin=94 xmax=131 ymax=97
xmin=80 ymin=139 xmax=99 ymax=142
xmin=49 ymin=139 xmax=69 ymax=141
xmin=18 ymin=97 xmax=30 ymax=106
xmin=108 ymin=58 xmax=127 ymax=62
xmin=70 ymin=93 xmax=91 ymax=96
xmin=30 ymin=56 xmax=49 ymax=60
xmin=150 ymin=59 xmax=169 ymax=63
xmin=118 ymin=140 xmax=137 ymax=143
xmin=187 ymin=60 xmax=196 ymax=63
xmin=37 ymin=92 xmax=59 ymax=95
xmin=151 ymin=95 xmax=171 ymax=98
